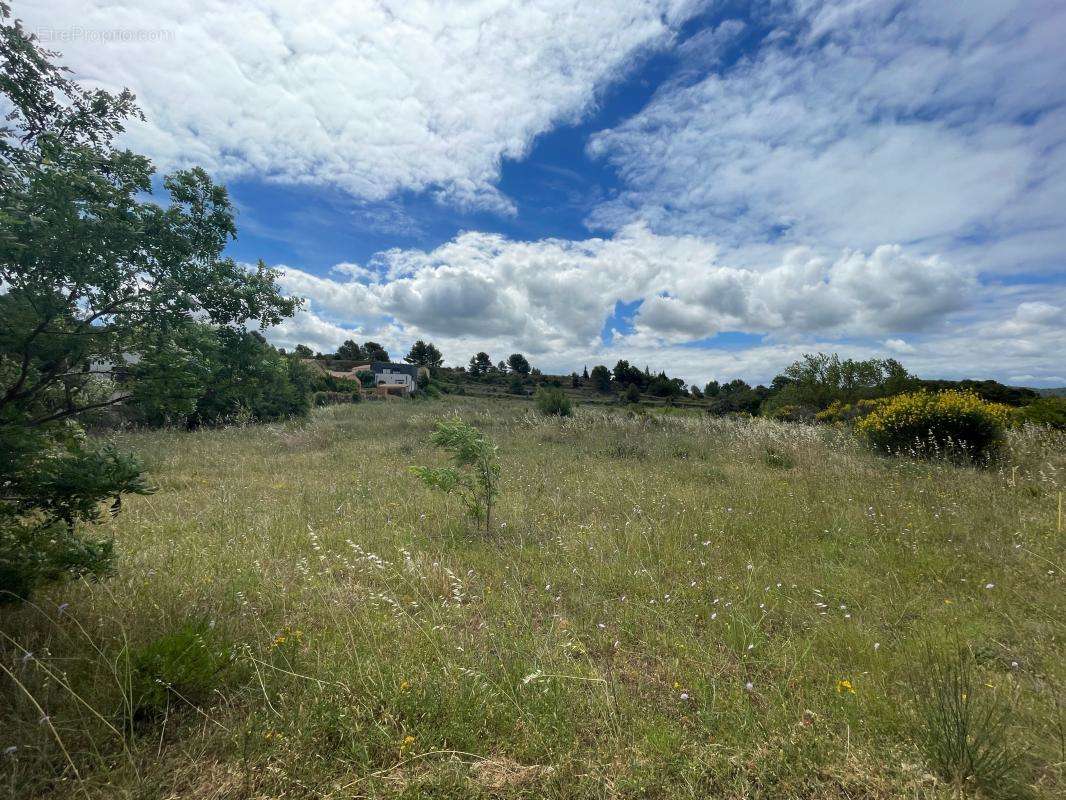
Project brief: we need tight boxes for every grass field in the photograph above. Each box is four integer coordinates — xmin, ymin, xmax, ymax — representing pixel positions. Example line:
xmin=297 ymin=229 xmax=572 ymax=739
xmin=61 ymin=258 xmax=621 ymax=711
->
xmin=2 ymin=399 xmax=1064 ymax=799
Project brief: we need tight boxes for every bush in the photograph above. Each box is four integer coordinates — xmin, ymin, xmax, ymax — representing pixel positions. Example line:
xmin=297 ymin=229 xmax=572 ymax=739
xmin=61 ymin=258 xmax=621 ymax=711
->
xmin=624 ymin=384 xmax=641 ymax=404
xmin=910 ymin=648 xmax=1025 ymax=798
xmin=856 ymin=390 xmax=1010 ymax=462
xmin=534 ymin=386 xmax=573 ymax=417
xmin=764 ymin=403 xmax=815 ymax=423
xmin=815 ymin=398 xmax=882 ymax=426
xmin=1012 ymin=397 xmax=1066 ymax=429
xmin=127 ymin=620 xmax=234 ymax=720
xmin=410 ymin=417 xmax=500 ymax=532
xmin=313 ymin=391 xmax=354 ymax=407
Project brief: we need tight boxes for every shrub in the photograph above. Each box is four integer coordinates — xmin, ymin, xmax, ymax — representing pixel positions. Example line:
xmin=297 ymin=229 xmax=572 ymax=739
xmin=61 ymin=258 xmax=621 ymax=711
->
xmin=1012 ymin=397 xmax=1066 ymax=430
xmin=856 ymin=390 xmax=1011 ymax=462
xmin=534 ymin=387 xmax=572 ymax=417
xmin=313 ymin=391 xmax=354 ymax=407
xmin=410 ymin=417 xmax=500 ymax=532
xmin=815 ymin=398 xmax=881 ymax=426
xmin=762 ymin=446 xmax=795 ymax=469
xmin=764 ymin=403 xmax=815 ymax=423
xmin=127 ymin=620 xmax=234 ymax=720
xmin=624 ymin=384 xmax=641 ymax=404
xmin=910 ymin=648 xmax=1024 ymax=798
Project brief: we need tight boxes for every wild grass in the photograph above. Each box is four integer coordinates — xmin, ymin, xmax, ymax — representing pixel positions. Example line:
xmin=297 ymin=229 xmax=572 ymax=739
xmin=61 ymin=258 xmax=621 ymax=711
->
xmin=1 ymin=398 xmax=1063 ymax=799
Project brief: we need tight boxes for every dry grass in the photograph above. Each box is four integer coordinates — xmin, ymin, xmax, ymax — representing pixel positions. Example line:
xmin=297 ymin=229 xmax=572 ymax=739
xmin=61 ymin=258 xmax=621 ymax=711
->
xmin=2 ymin=398 xmax=1064 ymax=799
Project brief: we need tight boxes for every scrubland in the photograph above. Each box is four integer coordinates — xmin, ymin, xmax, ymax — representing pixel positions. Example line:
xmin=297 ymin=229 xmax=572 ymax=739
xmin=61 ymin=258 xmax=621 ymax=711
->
xmin=2 ymin=399 xmax=1064 ymax=799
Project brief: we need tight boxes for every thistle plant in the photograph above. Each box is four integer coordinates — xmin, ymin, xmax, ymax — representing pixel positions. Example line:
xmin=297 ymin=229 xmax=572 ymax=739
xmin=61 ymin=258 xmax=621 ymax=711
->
xmin=410 ymin=416 xmax=500 ymax=532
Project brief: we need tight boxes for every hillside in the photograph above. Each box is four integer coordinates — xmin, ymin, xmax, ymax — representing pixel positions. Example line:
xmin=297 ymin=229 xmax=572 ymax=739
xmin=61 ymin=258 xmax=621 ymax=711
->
xmin=3 ymin=400 xmax=1063 ymax=799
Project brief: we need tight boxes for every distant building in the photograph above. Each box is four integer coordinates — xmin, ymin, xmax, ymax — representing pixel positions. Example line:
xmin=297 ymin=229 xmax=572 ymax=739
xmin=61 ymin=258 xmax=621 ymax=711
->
xmin=321 ymin=360 xmax=426 ymax=397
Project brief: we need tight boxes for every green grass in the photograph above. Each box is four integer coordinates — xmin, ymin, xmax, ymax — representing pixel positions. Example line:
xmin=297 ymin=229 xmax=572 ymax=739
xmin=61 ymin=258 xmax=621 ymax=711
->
xmin=2 ymin=399 xmax=1064 ymax=799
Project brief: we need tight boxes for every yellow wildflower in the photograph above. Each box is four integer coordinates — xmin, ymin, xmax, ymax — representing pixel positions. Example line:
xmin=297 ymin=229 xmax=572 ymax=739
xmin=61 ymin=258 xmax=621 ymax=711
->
xmin=836 ymin=679 xmax=856 ymax=694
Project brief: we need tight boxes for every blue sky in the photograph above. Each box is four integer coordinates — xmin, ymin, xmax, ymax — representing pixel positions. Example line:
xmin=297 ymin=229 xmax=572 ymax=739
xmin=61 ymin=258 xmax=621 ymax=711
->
xmin=26 ymin=0 xmax=1066 ymax=385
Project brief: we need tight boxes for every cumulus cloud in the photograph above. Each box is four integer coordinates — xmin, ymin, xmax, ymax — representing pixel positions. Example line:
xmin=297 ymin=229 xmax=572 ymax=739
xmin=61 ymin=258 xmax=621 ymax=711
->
xmin=25 ymin=0 xmax=702 ymax=212
xmin=587 ymin=1 xmax=1066 ymax=276
xmin=263 ymin=224 xmax=987 ymax=377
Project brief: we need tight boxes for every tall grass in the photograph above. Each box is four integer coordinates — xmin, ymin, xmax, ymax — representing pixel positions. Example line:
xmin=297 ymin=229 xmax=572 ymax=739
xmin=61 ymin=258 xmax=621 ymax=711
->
xmin=1 ymin=399 xmax=1063 ymax=799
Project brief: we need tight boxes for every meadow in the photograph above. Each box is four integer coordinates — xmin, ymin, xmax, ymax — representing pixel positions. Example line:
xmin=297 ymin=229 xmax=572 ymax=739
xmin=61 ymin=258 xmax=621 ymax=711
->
xmin=2 ymin=399 xmax=1064 ymax=799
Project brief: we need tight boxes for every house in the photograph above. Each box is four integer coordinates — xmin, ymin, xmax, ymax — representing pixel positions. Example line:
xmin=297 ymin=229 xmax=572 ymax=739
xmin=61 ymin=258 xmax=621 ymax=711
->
xmin=320 ymin=360 xmax=426 ymax=397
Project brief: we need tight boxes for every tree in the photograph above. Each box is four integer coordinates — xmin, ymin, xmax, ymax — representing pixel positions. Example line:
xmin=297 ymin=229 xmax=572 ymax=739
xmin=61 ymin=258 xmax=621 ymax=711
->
xmin=767 ymin=353 xmax=917 ymax=412
xmin=293 ymin=344 xmax=314 ymax=358
xmin=590 ymin=365 xmax=613 ymax=393
xmin=507 ymin=353 xmax=531 ymax=376
xmin=336 ymin=340 xmax=364 ymax=361
xmin=0 ymin=8 xmax=299 ymax=600
xmin=362 ymin=341 xmax=389 ymax=362
xmin=405 ymin=339 xmax=443 ymax=369
xmin=582 ymin=366 xmax=589 ymax=381
xmin=130 ymin=323 xmax=313 ymax=427
xmin=571 ymin=372 xmax=580 ymax=388
xmin=612 ymin=359 xmax=645 ymax=389
xmin=410 ymin=416 xmax=500 ymax=532
xmin=704 ymin=380 xmax=721 ymax=397
xmin=468 ymin=352 xmax=493 ymax=378
xmin=647 ymin=372 xmax=683 ymax=398
xmin=624 ymin=383 xmax=641 ymax=404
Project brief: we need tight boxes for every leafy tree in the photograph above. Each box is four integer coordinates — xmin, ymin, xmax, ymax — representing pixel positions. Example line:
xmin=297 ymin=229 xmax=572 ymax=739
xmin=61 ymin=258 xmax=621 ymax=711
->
xmin=355 ymin=370 xmax=375 ymax=388
xmin=647 ymin=372 xmax=684 ymax=398
xmin=570 ymin=372 xmax=580 ymax=388
xmin=405 ymin=339 xmax=443 ymax=369
xmin=410 ymin=417 xmax=500 ymax=532
xmin=293 ymin=344 xmax=314 ymax=358
xmin=612 ymin=359 xmax=645 ymax=388
xmin=707 ymin=379 xmax=766 ymax=415
xmin=507 ymin=353 xmax=531 ymax=375
xmin=624 ymin=383 xmax=641 ymax=404
xmin=335 ymin=340 xmax=364 ymax=361
xmin=468 ymin=352 xmax=493 ymax=378
xmin=590 ymin=365 xmax=613 ymax=393
xmin=769 ymin=353 xmax=914 ymax=411
xmin=362 ymin=341 xmax=389 ymax=362
xmin=704 ymin=380 xmax=721 ymax=397
xmin=0 ymin=8 xmax=298 ymax=600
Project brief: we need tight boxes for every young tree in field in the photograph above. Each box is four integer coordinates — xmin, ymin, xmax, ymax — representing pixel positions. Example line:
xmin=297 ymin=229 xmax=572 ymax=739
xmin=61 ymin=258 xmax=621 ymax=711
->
xmin=335 ymin=340 xmax=364 ymax=361
xmin=506 ymin=353 xmax=531 ymax=376
xmin=0 ymin=7 xmax=299 ymax=600
xmin=405 ymin=339 xmax=443 ymax=369
xmin=410 ymin=417 xmax=500 ymax=532
xmin=468 ymin=352 xmax=493 ymax=378
xmin=590 ymin=365 xmax=613 ymax=393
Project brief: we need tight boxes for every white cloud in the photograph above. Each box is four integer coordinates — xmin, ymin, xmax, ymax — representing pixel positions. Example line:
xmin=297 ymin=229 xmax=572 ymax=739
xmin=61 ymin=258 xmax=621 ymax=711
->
xmin=258 ymin=224 xmax=1011 ymax=383
xmin=24 ymin=0 xmax=702 ymax=212
xmin=587 ymin=1 xmax=1066 ymax=276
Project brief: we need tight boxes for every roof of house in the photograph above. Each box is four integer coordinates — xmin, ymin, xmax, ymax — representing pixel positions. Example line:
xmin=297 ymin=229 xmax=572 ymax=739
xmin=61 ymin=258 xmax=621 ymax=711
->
xmin=370 ymin=361 xmax=420 ymax=380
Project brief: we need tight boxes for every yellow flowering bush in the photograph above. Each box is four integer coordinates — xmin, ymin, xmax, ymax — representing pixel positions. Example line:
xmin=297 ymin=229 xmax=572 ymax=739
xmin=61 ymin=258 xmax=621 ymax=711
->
xmin=856 ymin=390 xmax=1011 ymax=462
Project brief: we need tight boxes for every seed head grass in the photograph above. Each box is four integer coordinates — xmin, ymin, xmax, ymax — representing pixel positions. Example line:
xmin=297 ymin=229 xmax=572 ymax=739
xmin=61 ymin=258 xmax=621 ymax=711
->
xmin=1 ymin=399 xmax=1063 ymax=798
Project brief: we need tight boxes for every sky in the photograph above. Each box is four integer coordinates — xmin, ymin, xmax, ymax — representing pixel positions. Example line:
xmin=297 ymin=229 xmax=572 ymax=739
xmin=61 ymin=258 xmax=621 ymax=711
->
xmin=22 ymin=0 xmax=1066 ymax=386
